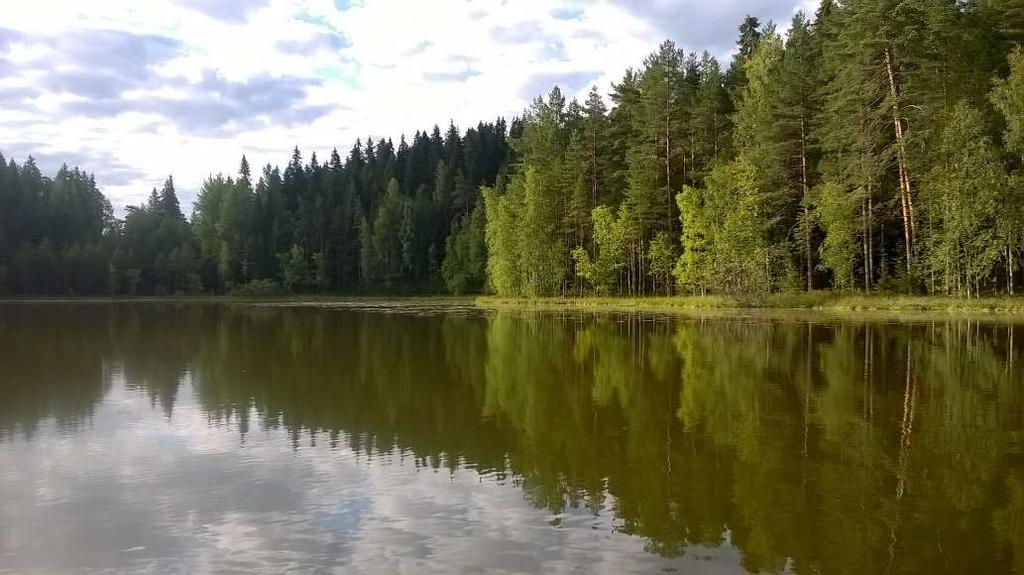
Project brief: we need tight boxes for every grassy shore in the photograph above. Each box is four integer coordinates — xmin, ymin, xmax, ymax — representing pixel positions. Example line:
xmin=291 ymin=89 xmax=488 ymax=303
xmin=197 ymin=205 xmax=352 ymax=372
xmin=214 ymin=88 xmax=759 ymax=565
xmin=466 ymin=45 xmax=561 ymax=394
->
xmin=476 ymin=293 xmax=1024 ymax=315
xmin=6 ymin=292 xmax=1024 ymax=316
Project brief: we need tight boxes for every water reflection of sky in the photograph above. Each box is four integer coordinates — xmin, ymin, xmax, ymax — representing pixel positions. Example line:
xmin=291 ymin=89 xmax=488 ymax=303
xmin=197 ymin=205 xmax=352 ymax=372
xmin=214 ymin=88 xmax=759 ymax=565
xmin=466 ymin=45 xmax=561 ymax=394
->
xmin=0 ymin=367 xmax=755 ymax=574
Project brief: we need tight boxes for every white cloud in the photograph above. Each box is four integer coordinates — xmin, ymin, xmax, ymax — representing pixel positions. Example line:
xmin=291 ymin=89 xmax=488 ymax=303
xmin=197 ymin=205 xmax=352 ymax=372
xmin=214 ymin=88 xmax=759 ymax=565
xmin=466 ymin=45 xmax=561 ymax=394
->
xmin=0 ymin=0 xmax=812 ymax=213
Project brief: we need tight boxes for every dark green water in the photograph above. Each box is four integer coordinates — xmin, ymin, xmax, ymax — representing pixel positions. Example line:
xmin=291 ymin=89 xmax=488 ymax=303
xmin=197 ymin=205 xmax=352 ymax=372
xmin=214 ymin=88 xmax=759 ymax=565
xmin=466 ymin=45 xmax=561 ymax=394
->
xmin=1 ymin=302 xmax=1023 ymax=574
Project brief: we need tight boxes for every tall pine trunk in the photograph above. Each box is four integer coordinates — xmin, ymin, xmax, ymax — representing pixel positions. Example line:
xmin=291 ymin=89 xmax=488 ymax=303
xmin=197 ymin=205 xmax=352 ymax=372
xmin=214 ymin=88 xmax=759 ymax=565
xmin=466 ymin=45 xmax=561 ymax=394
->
xmin=665 ymin=110 xmax=674 ymax=238
xmin=800 ymin=115 xmax=812 ymax=291
xmin=884 ymin=46 xmax=917 ymax=276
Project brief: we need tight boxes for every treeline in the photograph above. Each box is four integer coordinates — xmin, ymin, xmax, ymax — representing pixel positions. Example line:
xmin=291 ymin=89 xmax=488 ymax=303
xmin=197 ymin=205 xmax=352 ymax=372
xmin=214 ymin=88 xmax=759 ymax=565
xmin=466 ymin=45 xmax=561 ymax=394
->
xmin=0 ymin=122 xmax=510 ymax=295
xmin=3 ymin=0 xmax=1024 ymax=297
xmin=488 ymin=0 xmax=1024 ymax=298
xmin=0 ymin=161 xmax=115 ymax=294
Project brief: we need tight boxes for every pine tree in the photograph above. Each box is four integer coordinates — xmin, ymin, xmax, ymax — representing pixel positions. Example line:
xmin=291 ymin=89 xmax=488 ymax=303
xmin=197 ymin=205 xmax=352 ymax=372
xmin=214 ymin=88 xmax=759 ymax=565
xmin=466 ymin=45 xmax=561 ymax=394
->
xmin=638 ymin=41 xmax=686 ymax=238
xmin=582 ymin=86 xmax=612 ymax=207
xmin=690 ymin=53 xmax=730 ymax=180
xmin=726 ymin=15 xmax=764 ymax=96
xmin=816 ymin=0 xmax=888 ymax=289
xmin=778 ymin=13 xmax=824 ymax=290
xmin=158 ymin=176 xmax=182 ymax=220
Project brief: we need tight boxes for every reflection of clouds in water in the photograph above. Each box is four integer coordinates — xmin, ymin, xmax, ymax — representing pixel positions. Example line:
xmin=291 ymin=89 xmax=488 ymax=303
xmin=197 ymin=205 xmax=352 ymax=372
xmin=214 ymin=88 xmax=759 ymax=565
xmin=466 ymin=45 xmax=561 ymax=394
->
xmin=0 ymin=370 xmax=370 ymax=573
xmin=0 ymin=368 xmax=751 ymax=574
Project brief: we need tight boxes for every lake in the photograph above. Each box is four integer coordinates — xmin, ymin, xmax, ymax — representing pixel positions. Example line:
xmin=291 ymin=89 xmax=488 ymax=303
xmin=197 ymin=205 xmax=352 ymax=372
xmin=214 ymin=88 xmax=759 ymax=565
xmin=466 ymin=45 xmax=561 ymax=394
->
xmin=1 ymin=302 xmax=1022 ymax=574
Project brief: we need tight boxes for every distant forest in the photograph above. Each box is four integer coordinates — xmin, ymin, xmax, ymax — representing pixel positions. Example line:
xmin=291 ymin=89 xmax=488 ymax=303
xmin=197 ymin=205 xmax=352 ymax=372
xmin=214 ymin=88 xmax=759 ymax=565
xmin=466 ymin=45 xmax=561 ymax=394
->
xmin=2 ymin=0 xmax=1024 ymax=297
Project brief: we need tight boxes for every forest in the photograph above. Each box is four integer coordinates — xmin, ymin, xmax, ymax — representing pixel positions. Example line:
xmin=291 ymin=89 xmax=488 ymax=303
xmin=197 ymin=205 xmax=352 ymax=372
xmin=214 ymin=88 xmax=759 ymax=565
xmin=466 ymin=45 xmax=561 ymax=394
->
xmin=1 ymin=0 xmax=1023 ymax=298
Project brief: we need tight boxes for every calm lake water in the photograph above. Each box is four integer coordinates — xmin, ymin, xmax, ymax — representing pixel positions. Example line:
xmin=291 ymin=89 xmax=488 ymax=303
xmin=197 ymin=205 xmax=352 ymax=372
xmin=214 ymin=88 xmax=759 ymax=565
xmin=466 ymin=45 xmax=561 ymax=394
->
xmin=2 ymin=302 xmax=1024 ymax=574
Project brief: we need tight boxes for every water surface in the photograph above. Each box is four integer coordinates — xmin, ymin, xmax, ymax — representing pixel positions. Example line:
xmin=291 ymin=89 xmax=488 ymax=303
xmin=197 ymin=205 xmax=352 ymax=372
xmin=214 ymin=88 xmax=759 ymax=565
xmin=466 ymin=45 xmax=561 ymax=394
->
xmin=1 ymin=302 xmax=1023 ymax=574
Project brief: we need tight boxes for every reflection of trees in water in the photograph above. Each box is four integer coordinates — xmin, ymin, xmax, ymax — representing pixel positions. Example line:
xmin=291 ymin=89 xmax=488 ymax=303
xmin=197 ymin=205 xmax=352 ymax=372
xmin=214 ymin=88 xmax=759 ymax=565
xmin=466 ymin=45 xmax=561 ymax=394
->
xmin=189 ymin=307 xmax=510 ymax=469
xmin=3 ymin=304 xmax=1024 ymax=573
xmin=0 ymin=303 xmax=215 ymax=438
xmin=0 ymin=305 xmax=113 ymax=439
xmin=486 ymin=316 xmax=1024 ymax=573
xmin=673 ymin=319 xmax=1024 ymax=574
xmin=117 ymin=303 xmax=209 ymax=417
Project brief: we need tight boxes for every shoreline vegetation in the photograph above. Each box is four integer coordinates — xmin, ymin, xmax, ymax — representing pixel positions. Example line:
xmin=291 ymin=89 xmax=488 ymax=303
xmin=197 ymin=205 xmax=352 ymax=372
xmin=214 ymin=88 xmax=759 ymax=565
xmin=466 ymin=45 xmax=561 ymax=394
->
xmin=476 ymin=293 xmax=1024 ymax=315
xmin=6 ymin=293 xmax=1024 ymax=317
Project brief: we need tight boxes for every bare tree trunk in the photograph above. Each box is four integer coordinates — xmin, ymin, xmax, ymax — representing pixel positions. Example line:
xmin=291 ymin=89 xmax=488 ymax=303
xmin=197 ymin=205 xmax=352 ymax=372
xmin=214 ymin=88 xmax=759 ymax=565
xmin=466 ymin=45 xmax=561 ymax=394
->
xmin=629 ymin=243 xmax=635 ymax=296
xmin=1009 ymin=246 xmax=1015 ymax=296
xmin=878 ymin=216 xmax=886 ymax=286
xmin=713 ymin=112 xmax=719 ymax=160
xmin=867 ymin=192 xmax=874 ymax=289
xmin=639 ymin=238 xmax=646 ymax=297
xmin=801 ymin=115 xmax=812 ymax=292
xmin=690 ymin=133 xmax=696 ymax=187
xmin=591 ymin=123 xmax=599 ymax=226
xmin=863 ymin=199 xmax=870 ymax=292
xmin=681 ymin=142 xmax=687 ymax=192
xmin=665 ymin=112 xmax=673 ymax=238
xmin=1008 ymin=246 xmax=1013 ymax=296
xmin=885 ymin=46 xmax=917 ymax=276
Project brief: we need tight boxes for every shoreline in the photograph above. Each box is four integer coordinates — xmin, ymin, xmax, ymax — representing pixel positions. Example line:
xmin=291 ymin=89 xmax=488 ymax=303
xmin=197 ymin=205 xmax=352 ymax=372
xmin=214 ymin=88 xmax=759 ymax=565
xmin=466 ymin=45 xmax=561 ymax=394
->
xmin=474 ymin=293 xmax=1024 ymax=318
xmin=4 ymin=293 xmax=1024 ymax=318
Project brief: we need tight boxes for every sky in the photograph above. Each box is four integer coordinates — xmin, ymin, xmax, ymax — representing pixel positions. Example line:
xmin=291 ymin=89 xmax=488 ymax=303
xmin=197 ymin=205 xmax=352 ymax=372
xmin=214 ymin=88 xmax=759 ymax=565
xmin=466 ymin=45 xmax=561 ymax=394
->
xmin=0 ymin=0 xmax=818 ymax=213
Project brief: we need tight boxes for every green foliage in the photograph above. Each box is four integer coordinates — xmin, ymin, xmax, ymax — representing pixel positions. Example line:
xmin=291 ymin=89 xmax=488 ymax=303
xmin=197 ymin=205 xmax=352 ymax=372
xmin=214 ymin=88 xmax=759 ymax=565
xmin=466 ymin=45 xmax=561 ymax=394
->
xmin=229 ymin=278 xmax=284 ymax=297
xmin=647 ymin=231 xmax=675 ymax=296
xmin=673 ymin=187 xmax=710 ymax=294
xmin=993 ymin=47 xmax=1024 ymax=159
xmin=520 ymin=167 xmax=565 ymax=296
xmin=920 ymin=102 xmax=1008 ymax=296
xmin=363 ymin=178 xmax=411 ymax=289
xmin=733 ymin=31 xmax=786 ymax=183
xmin=193 ymin=173 xmax=254 ymax=291
xmin=442 ymin=200 xmax=486 ymax=294
xmin=118 ymin=177 xmax=197 ymax=295
xmin=483 ymin=166 xmax=566 ymax=297
xmin=481 ymin=87 xmax=581 ymax=297
xmin=573 ymin=205 xmax=627 ymax=294
xmin=1 ymin=116 xmax=511 ymax=296
xmin=675 ymin=158 xmax=775 ymax=296
xmin=726 ymin=15 xmax=764 ymax=92
xmin=312 ymin=250 xmax=329 ymax=293
xmin=483 ymin=184 xmax=523 ymax=296
xmin=813 ymin=182 xmax=862 ymax=290
xmin=278 ymin=244 xmax=311 ymax=293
